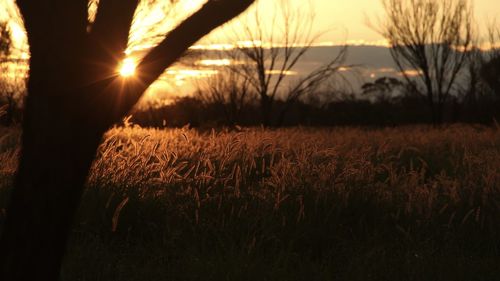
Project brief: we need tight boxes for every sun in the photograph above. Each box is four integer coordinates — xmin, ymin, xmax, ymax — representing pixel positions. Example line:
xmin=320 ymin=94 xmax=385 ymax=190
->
xmin=119 ymin=58 xmax=137 ymax=77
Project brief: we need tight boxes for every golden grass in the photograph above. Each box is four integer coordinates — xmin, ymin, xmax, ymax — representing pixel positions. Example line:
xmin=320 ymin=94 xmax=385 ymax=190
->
xmin=1 ymin=125 xmax=500 ymax=280
xmin=2 ymin=125 xmax=499 ymax=225
xmin=88 ymin=125 xmax=500 ymax=221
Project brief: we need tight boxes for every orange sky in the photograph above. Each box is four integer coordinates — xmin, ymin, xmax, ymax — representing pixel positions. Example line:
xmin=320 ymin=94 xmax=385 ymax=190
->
xmin=310 ymin=0 xmax=500 ymax=44
xmin=190 ymin=0 xmax=500 ymax=47
xmin=1 ymin=0 xmax=499 ymax=49
xmin=1 ymin=0 xmax=499 ymax=103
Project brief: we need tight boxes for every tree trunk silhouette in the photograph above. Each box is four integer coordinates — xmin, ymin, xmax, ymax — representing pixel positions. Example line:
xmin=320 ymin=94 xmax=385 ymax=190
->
xmin=0 ymin=1 xmax=254 ymax=280
xmin=260 ymin=94 xmax=273 ymax=127
xmin=482 ymin=57 xmax=500 ymax=96
xmin=376 ymin=0 xmax=472 ymax=126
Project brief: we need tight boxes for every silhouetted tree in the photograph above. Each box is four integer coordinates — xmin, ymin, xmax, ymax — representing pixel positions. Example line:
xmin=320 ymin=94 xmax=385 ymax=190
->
xmin=461 ymin=22 xmax=500 ymax=102
xmin=226 ymin=0 xmax=346 ymax=126
xmin=376 ymin=0 xmax=473 ymax=124
xmin=195 ymin=70 xmax=253 ymax=125
xmin=481 ymin=23 xmax=500 ymax=98
xmin=0 ymin=0 xmax=254 ymax=280
xmin=361 ymin=77 xmax=403 ymax=103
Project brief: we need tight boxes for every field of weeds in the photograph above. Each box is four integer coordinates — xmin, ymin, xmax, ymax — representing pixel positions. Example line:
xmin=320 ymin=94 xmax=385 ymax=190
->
xmin=1 ymin=125 xmax=500 ymax=280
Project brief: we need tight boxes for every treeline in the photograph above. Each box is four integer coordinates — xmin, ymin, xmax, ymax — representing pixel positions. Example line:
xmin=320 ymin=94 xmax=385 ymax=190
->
xmin=130 ymin=89 xmax=500 ymax=128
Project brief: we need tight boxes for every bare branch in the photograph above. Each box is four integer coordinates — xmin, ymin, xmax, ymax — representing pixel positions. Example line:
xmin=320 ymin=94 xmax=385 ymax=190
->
xmin=375 ymin=0 xmax=473 ymax=123
xmin=225 ymin=0 xmax=345 ymax=125
xmin=107 ymin=0 xmax=254 ymax=120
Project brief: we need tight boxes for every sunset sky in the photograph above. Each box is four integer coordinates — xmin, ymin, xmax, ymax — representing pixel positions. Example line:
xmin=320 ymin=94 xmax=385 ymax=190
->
xmin=306 ymin=0 xmax=500 ymax=44
xmin=194 ymin=0 xmax=500 ymax=46
xmin=1 ymin=0 xmax=500 ymax=102
xmin=2 ymin=0 xmax=499 ymax=48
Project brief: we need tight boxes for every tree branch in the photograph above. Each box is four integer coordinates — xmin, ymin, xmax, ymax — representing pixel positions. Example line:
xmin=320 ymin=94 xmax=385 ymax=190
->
xmin=90 ymin=0 xmax=139 ymax=64
xmin=109 ymin=0 xmax=255 ymax=121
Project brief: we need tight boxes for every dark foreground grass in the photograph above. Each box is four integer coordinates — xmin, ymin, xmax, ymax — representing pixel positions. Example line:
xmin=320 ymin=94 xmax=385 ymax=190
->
xmin=1 ymin=125 xmax=500 ymax=280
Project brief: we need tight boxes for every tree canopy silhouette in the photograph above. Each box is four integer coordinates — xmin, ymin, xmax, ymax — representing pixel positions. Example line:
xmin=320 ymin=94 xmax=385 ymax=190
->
xmin=375 ymin=0 xmax=473 ymax=124
xmin=226 ymin=0 xmax=346 ymax=126
xmin=0 ymin=0 xmax=254 ymax=280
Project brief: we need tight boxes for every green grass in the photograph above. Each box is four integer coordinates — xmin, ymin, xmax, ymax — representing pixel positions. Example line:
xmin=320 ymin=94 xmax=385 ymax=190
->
xmin=1 ymin=125 xmax=500 ymax=280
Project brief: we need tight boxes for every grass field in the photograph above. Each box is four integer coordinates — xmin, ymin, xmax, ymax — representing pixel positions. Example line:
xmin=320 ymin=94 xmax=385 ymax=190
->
xmin=1 ymin=125 xmax=500 ymax=280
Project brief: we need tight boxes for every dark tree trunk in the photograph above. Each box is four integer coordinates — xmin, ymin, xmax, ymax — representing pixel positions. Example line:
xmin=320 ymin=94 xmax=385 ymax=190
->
xmin=426 ymin=96 xmax=443 ymax=126
xmin=260 ymin=94 xmax=273 ymax=127
xmin=0 ymin=105 xmax=102 ymax=279
xmin=482 ymin=57 xmax=500 ymax=97
xmin=277 ymin=106 xmax=288 ymax=127
xmin=0 ymin=1 xmax=254 ymax=280
xmin=0 ymin=34 xmax=111 ymax=280
xmin=437 ymin=101 xmax=445 ymax=124
xmin=427 ymin=98 xmax=437 ymax=125
xmin=276 ymin=99 xmax=297 ymax=127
